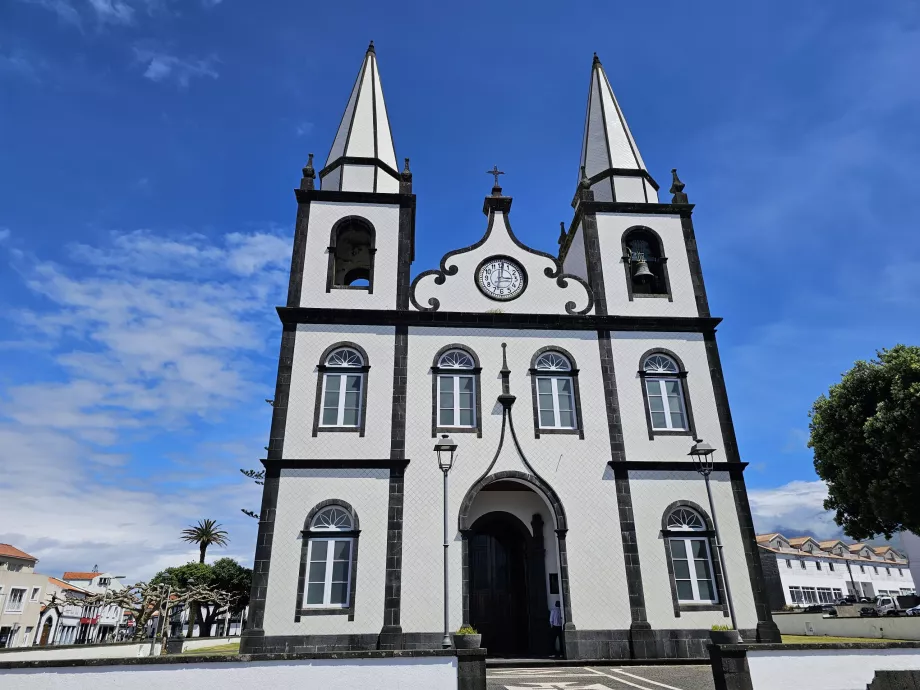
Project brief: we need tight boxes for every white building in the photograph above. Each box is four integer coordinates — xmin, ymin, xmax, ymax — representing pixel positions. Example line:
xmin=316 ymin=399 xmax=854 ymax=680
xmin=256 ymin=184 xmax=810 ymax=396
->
xmin=757 ymin=534 xmax=915 ymax=608
xmin=60 ymin=570 xmax=126 ymax=643
xmin=0 ymin=544 xmax=47 ymax=648
xmin=240 ymin=44 xmax=781 ymax=661
xmin=34 ymin=577 xmax=92 ymax=646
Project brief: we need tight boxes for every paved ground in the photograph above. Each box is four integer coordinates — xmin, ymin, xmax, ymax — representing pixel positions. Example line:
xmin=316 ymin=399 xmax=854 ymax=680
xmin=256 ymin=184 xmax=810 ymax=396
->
xmin=487 ymin=665 xmax=715 ymax=690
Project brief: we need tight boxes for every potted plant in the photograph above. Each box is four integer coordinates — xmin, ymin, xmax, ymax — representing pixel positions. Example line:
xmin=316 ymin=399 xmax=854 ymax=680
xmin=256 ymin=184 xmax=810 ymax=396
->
xmin=709 ymin=624 xmax=742 ymax=645
xmin=453 ymin=625 xmax=482 ymax=649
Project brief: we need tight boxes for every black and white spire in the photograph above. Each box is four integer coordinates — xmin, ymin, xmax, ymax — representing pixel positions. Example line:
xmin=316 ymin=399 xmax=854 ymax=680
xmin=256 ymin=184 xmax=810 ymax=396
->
xmin=321 ymin=41 xmax=400 ymax=194
xmin=578 ymin=53 xmax=659 ymax=203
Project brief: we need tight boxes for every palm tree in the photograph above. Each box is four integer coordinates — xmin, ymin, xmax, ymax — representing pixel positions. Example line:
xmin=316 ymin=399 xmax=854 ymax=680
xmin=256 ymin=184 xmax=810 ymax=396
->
xmin=181 ymin=519 xmax=229 ymax=564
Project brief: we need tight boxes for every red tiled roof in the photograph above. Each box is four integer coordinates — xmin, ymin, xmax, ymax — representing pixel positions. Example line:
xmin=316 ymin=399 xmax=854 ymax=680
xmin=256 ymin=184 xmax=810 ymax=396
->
xmin=755 ymin=533 xmax=780 ymax=543
xmin=47 ymin=577 xmax=90 ymax=594
xmin=0 ymin=544 xmax=38 ymax=562
xmin=62 ymin=571 xmax=99 ymax=580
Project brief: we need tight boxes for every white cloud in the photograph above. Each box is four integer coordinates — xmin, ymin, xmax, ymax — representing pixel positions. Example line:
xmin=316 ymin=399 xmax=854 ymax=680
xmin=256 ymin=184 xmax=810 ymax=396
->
xmin=14 ymin=0 xmax=82 ymax=27
xmin=134 ymin=48 xmax=219 ymax=88
xmin=87 ymin=0 xmax=134 ymax=24
xmin=0 ymin=228 xmax=10 ymax=243
xmin=748 ymin=480 xmax=842 ymax=539
xmin=295 ymin=121 xmax=314 ymax=138
xmin=0 ymin=228 xmax=288 ymax=580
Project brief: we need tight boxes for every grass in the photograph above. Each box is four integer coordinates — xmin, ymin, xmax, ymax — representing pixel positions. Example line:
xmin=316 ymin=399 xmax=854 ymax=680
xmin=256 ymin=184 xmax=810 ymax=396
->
xmin=782 ymin=635 xmax=910 ymax=644
xmin=181 ymin=641 xmax=241 ymax=655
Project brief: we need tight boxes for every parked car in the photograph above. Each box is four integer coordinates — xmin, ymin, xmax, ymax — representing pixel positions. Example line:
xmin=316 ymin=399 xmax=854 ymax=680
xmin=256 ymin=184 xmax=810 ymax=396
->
xmin=906 ymin=605 xmax=920 ymax=617
xmin=803 ymin=604 xmax=837 ymax=615
xmin=860 ymin=606 xmax=880 ymax=617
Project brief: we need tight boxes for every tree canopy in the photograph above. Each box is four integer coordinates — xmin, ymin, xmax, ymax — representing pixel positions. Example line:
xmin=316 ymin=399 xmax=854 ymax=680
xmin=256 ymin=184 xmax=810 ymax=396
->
xmin=809 ymin=345 xmax=920 ymax=539
xmin=180 ymin=519 xmax=230 ymax=563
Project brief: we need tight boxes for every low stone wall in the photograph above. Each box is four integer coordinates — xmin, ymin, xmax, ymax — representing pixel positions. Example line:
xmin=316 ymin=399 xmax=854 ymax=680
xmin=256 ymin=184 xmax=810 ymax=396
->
xmin=775 ymin=612 xmax=920 ymax=640
xmin=0 ymin=636 xmax=239 ymax=662
xmin=0 ymin=649 xmax=486 ymax=690
xmin=0 ymin=640 xmax=159 ymax=662
xmin=710 ymin=642 xmax=920 ymax=690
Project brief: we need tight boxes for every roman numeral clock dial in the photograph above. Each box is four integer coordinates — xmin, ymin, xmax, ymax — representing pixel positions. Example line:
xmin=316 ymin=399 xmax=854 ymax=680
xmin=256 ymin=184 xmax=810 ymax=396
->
xmin=476 ymin=256 xmax=527 ymax=301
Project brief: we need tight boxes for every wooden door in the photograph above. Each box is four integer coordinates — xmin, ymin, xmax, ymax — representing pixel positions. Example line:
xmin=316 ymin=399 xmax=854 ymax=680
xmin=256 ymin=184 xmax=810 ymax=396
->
xmin=469 ymin=528 xmax=529 ymax=656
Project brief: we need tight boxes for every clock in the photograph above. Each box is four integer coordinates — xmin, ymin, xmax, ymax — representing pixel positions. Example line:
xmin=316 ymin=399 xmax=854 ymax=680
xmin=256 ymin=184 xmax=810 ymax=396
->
xmin=476 ymin=255 xmax=527 ymax=301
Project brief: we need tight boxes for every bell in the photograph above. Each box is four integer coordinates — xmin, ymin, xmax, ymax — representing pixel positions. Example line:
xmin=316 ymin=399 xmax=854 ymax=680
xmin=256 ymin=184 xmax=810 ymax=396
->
xmin=633 ymin=258 xmax=654 ymax=281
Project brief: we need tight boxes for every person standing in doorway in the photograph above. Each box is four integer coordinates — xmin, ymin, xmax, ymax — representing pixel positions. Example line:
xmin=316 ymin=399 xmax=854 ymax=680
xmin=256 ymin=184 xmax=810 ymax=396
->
xmin=549 ymin=601 xmax=563 ymax=657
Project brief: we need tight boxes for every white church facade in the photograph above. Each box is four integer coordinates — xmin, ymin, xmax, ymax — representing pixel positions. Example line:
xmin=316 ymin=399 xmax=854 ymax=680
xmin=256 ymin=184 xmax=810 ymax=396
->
xmin=240 ymin=43 xmax=780 ymax=660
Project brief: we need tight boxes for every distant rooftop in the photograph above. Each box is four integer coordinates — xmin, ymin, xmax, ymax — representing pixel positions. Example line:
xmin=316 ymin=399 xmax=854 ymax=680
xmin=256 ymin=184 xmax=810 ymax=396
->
xmin=0 ymin=543 xmax=38 ymax=562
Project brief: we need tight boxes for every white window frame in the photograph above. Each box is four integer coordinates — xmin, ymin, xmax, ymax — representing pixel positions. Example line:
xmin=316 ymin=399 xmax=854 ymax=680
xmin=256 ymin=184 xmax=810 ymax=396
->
xmin=644 ymin=377 xmax=687 ymax=431
xmin=5 ymin=588 xmax=26 ymax=613
xmin=436 ymin=351 xmax=476 ymax=428
xmin=319 ymin=349 xmax=365 ymax=428
xmin=669 ymin=535 xmax=718 ymax=604
xmin=536 ymin=376 xmax=577 ymax=429
xmin=666 ymin=508 xmax=718 ymax=605
xmin=302 ymin=507 xmax=355 ymax=610
xmin=29 ymin=588 xmax=40 ymax=602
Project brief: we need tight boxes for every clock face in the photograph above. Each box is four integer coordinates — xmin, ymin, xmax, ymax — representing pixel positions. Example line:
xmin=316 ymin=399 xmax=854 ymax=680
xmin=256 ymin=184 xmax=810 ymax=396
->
xmin=476 ymin=256 xmax=527 ymax=301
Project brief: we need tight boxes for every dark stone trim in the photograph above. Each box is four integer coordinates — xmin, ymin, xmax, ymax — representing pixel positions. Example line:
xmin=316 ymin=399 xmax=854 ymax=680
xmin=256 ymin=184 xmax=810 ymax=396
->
xmin=528 ymin=346 xmax=584 ymax=440
xmin=703 ymin=331 xmax=740 ymax=463
xmin=380 ymin=325 xmax=408 ymax=649
xmin=294 ymin=188 xmax=417 ymax=208
xmin=311 ymin=341 xmax=371 ymax=438
xmin=379 ymin=464 xmax=406 ymax=649
xmin=286 ymin=201 xmax=311 ymax=308
xmin=660 ymin=500 xmax=729 ymax=619
xmin=580 ymin=209 xmax=607 ymax=316
xmin=680 ymin=214 xmax=711 ymax=318
xmin=621 ymin=226 xmax=673 ymax=303
xmin=608 ymin=460 xmax=747 ymax=473
xmin=459 ymin=473 xmax=567 ymax=531
xmin=325 ymin=216 xmax=377 ymax=295
xmin=555 ymin=529 xmax=576 ymax=648
xmin=278 ymin=307 xmax=721 ymax=332
xmin=730 ymin=471 xmax=781 ymax=642
xmin=430 ymin=344 xmax=483 ymax=438
xmin=396 ymin=179 xmax=415 ymax=310
xmin=261 ymin=459 xmax=410 ymax=470
xmin=408 ymin=197 xmax=594 ymax=314
xmin=240 ymin=463 xmax=281 ymax=651
xmin=319 ymin=156 xmax=401 ymax=184
xmin=295 ymin=502 xmax=361 ymax=622
xmin=637 ymin=348 xmax=697 ymax=440
xmin=267 ymin=324 xmax=296 ymax=462
xmin=709 ymin=644 xmax=753 ymax=690
xmin=577 ymin=201 xmax=695 ymax=217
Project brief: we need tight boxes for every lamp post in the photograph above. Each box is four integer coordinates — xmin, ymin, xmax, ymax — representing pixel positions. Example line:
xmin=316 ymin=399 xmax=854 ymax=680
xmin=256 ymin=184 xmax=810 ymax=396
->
xmin=688 ymin=440 xmax=737 ymax=630
xmin=434 ymin=434 xmax=457 ymax=649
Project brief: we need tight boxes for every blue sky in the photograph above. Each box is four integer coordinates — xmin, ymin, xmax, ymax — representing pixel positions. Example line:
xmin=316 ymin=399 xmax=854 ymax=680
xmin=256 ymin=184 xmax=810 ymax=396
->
xmin=1 ymin=0 xmax=918 ymax=579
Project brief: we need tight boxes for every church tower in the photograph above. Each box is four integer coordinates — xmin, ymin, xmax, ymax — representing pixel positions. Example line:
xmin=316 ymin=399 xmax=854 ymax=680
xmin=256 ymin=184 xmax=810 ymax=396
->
xmin=242 ymin=47 xmax=780 ymax=660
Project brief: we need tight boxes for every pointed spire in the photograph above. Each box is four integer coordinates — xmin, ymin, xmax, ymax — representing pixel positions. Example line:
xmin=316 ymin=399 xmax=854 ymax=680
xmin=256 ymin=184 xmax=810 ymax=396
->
xmin=321 ymin=43 xmax=399 ymax=194
xmin=577 ymin=53 xmax=658 ymax=203
xmin=670 ymin=168 xmax=689 ymax=204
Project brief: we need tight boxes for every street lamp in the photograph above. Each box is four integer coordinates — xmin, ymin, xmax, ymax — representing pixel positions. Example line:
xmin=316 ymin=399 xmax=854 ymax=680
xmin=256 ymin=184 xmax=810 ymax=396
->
xmin=434 ymin=433 xmax=458 ymax=649
xmin=688 ymin=440 xmax=737 ymax=630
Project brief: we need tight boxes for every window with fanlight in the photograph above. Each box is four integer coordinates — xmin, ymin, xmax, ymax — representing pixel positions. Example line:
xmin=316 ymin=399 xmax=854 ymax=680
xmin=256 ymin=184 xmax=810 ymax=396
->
xmin=664 ymin=507 xmax=718 ymax=605
xmin=530 ymin=350 xmax=581 ymax=435
xmin=302 ymin=506 xmax=357 ymax=610
xmin=315 ymin=346 xmax=368 ymax=433
xmin=437 ymin=350 xmax=476 ymax=428
xmin=639 ymin=352 xmax=694 ymax=438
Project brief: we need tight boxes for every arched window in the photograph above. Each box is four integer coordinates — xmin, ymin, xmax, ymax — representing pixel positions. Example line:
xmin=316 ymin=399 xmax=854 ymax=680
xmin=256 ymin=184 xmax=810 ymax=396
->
xmin=664 ymin=506 xmax=718 ymax=605
xmin=530 ymin=349 xmax=582 ymax=437
xmin=327 ymin=217 xmax=376 ymax=292
xmin=312 ymin=344 xmax=370 ymax=436
xmin=437 ymin=350 xmax=476 ymax=428
xmin=299 ymin=503 xmax=360 ymax=614
xmin=622 ymin=227 xmax=671 ymax=299
xmin=639 ymin=351 xmax=694 ymax=438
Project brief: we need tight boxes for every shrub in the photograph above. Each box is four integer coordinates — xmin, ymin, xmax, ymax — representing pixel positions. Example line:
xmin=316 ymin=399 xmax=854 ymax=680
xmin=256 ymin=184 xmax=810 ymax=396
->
xmin=456 ymin=625 xmax=478 ymax=635
xmin=711 ymin=624 xmax=734 ymax=631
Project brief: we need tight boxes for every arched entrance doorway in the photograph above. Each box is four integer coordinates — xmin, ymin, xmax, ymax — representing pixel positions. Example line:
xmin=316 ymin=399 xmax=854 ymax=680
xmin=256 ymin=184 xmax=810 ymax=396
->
xmin=39 ymin=616 xmax=54 ymax=646
xmin=468 ymin=511 xmax=531 ymax=657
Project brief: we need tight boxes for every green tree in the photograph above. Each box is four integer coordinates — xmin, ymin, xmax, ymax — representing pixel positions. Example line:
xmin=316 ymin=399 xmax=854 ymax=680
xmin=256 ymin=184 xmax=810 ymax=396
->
xmin=809 ymin=345 xmax=920 ymax=539
xmin=180 ymin=519 xmax=230 ymax=563
xmin=151 ymin=560 xmax=251 ymax=638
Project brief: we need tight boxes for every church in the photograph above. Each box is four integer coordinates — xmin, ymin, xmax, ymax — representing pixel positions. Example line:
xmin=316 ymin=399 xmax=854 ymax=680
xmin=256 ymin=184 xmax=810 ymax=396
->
xmin=240 ymin=42 xmax=780 ymax=660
